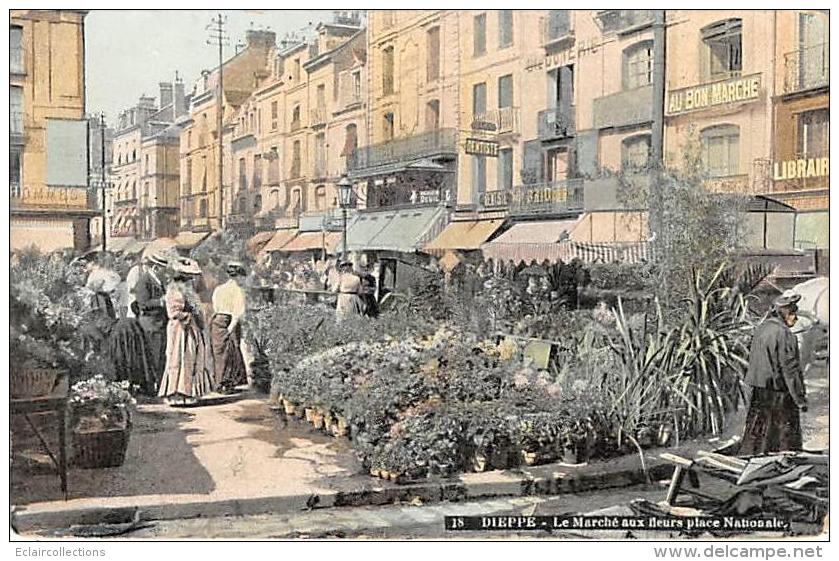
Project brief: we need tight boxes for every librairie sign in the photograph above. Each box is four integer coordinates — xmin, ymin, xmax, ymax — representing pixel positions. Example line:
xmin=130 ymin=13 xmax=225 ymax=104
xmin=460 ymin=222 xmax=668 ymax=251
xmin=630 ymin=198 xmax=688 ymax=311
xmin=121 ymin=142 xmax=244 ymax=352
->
xmin=666 ymin=74 xmax=761 ymax=116
xmin=465 ymin=138 xmax=500 ymax=157
xmin=773 ymin=157 xmax=829 ymax=181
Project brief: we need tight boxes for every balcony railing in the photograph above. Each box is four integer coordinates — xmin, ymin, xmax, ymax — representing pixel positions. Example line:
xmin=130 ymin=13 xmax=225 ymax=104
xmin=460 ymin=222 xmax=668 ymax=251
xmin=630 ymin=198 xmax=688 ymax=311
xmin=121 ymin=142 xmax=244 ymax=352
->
xmin=543 ymin=12 xmax=573 ymax=48
xmin=784 ymin=43 xmax=829 ymax=95
xmin=310 ymin=107 xmax=327 ymax=126
xmin=471 ymin=107 xmax=520 ymax=135
xmin=348 ymin=128 xmax=458 ymax=171
xmin=537 ymin=106 xmax=575 ymax=141
xmin=10 ymin=46 xmax=24 ymax=74
xmin=506 ymin=179 xmax=585 ymax=217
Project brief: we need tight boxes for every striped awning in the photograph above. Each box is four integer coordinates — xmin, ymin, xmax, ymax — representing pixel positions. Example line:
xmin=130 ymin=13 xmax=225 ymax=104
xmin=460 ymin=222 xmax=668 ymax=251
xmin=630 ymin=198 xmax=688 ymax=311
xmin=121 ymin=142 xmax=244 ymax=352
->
xmin=280 ymin=231 xmax=343 ymax=253
xmin=246 ymin=231 xmax=276 ymax=258
xmin=564 ymin=241 xmax=651 ymax=264
xmin=481 ymin=220 xmax=578 ymax=264
xmin=424 ymin=219 xmax=504 ymax=252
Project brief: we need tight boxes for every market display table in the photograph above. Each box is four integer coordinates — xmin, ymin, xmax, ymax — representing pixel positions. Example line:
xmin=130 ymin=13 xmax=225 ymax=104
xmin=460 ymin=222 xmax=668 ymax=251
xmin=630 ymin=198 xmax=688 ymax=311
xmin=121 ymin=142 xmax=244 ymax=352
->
xmin=11 ymin=376 xmax=69 ymax=500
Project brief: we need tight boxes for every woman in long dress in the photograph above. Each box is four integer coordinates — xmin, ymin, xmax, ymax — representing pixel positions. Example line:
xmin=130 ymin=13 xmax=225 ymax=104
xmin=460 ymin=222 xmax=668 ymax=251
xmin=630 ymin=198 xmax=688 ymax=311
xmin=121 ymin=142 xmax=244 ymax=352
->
xmin=334 ymin=261 xmax=364 ymax=321
xmin=158 ymin=258 xmax=214 ymax=406
xmin=108 ymin=301 xmax=157 ymax=395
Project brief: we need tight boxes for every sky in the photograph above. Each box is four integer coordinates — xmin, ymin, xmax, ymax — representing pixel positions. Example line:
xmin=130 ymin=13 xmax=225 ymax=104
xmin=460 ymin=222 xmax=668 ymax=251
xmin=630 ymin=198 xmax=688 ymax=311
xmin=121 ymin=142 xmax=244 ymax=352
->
xmin=84 ymin=10 xmax=337 ymax=121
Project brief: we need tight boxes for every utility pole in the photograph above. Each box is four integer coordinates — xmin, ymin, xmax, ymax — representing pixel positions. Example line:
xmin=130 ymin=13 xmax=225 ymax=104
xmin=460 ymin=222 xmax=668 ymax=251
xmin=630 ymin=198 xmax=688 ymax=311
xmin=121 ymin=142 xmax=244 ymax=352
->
xmin=100 ymin=112 xmax=107 ymax=252
xmin=207 ymin=13 xmax=229 ymax=231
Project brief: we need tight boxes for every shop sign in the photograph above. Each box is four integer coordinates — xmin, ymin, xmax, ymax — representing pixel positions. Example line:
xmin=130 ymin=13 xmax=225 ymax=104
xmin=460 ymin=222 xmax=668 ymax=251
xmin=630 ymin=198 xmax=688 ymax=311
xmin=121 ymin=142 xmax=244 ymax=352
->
xmin=666 ymin=74 xmax=761 ymax=116
xmin=471 ymin=119 xmax=497 ymax=132
xmin=465 ymin=138 xmax=499 ymax=157
xmin=773 ymin=157 xmax=829 ymax=180
xmin=22 ymin=185 xmax=88 ymax=208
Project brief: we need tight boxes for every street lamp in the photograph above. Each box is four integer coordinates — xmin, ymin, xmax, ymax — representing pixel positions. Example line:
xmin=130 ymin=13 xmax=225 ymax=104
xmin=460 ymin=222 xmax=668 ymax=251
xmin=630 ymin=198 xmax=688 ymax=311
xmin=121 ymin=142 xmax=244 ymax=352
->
xmin=337 ymin=175 xmax=354 ymax=261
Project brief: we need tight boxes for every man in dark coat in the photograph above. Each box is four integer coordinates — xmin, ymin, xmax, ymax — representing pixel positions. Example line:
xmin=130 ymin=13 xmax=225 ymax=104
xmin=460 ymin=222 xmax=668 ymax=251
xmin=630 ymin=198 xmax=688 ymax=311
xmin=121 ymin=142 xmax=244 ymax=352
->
xmin=740 ymin=292 xmax=807 ymax=455
xmin=135 ymin=252 xmax=169 ymax=385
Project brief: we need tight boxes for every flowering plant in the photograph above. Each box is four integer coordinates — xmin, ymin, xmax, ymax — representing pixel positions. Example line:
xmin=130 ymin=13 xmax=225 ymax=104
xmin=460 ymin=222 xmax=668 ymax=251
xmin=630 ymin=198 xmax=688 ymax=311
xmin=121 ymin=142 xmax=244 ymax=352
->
xmin=69 ymin=375 xmax=136 ymax=431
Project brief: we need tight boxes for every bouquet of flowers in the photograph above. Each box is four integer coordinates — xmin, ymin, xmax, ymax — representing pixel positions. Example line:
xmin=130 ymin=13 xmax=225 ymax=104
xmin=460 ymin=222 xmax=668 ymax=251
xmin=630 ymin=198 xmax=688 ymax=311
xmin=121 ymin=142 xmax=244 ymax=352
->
xmin=69 ymin=375 xmax=137 ymax=432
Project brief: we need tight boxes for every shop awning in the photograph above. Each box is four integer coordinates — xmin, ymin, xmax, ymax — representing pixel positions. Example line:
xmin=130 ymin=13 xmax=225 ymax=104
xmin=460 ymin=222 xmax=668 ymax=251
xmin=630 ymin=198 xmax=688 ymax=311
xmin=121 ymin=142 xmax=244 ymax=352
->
xmin=424 ymin=219 xmax=504 ymax=252
xmin=124 ymin=239 xmax=149 ymax=255
xmin=260 ymin=229 xmax=298 ymax=254
xmin=280 ymin=231 xmax=343 ymax=253
xmin=106 ymin=236 xmax=136 ymax=253
xmin=174 ymin=231 xmax=211 ymax=250
xmin=347 ymin=206 xmax=447 ymax=253
xmin=481 ymin=219 xmax=580 ymax=264
xmin=245 ymin=231 xmax=276 ymax=258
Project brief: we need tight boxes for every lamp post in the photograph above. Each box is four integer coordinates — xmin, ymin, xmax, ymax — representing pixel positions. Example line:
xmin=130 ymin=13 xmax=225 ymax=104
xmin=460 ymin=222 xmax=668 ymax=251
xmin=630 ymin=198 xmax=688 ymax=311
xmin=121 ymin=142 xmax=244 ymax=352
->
xmin=337 ymin=175 xmax=353 ymax=262
xmin=100 ymin=113 xmax=107 ymax=251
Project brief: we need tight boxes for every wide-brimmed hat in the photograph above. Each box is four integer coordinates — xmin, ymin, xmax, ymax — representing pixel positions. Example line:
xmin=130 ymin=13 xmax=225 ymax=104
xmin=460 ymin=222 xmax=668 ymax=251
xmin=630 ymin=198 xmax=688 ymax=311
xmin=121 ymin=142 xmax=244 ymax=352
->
xmin=143 ymin=250 xmax=170 ymax=267
xmin=226 ymin=261 xmax=247 ymax=276
xmin=170 ymin=257 xmax=202 ymax=277
xmin=774 ymin=291 xmax=802 ymax=310
xmin=337 ymin=260 xmax=353 ymax=270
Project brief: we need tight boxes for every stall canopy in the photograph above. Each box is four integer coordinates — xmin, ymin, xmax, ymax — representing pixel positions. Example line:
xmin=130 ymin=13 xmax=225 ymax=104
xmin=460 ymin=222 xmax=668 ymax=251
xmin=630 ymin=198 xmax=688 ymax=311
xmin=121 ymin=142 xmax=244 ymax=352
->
xmin=424 ymin=219 xmax=504 ymax=252
xmin=346 ymin=206 xmax=447 ymax=253
xmin=280 ymin=231 xmax=343 ymax=254
xmin=480 ymin=219 xmax=579 ymax=264
xmin=260 ymin=229 xmax=297 ymax=255
xmin=174 ymin=231 xmax=211 ymax=251
xmin=103 ymin=237 xmax=136 ymax=253
xmin=245 ymin=231 xmax=276 ymax=259
xmin=123 ymin=239 xmax=149 ymax=256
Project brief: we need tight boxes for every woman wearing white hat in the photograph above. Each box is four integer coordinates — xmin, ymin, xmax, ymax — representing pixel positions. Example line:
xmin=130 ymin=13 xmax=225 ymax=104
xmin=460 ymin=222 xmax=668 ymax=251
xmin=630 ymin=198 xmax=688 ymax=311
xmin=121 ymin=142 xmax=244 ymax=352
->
xmin=158 ymin=257 xmax=214 ymax=406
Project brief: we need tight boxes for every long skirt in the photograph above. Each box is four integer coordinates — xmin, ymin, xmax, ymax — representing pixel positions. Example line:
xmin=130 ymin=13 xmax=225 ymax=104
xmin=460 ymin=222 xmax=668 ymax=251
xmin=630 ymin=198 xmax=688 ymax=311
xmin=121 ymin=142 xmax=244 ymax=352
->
xmin=336 ymin=293 xmax=364 ymax=321
xmin=210 ymin=314 xmax=247 ymax=391
xmin=739 ymin=387 xmax=803 ymax=455
xmin=108 ymin=319 xmax=157 ymax=395
xmin=158 ymin=318 xmax=214 ymax=399
xmin=138 ymin=313 xmax=167 ymax=383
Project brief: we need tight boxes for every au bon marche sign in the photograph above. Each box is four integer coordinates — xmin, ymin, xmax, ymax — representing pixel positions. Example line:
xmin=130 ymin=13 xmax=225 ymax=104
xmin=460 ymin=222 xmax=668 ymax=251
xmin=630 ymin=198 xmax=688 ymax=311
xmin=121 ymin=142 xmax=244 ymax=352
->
xmin=666 ymin=74 xmax=762 ymax=116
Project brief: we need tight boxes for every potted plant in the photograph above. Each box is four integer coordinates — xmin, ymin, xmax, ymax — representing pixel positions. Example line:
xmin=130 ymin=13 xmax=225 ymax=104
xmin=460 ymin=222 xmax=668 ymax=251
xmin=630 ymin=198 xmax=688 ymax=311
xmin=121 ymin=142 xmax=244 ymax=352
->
xmin=69 ymin=375 xmax=136 ymax=469
xmin=9 ymin=332 xmax=62 ymax=399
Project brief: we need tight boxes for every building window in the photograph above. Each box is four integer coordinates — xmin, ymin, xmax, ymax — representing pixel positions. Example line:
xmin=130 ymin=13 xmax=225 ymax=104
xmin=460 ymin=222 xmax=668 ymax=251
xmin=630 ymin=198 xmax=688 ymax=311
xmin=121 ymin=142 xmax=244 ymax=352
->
xmin=10 ymin=25 xmax=23 ymax=74
xmin=426 ymin=26 xmax=440 ymax=82
xmin=316 ymin=84 xmax=326 ymax=109
xmin=426 ymin=100 xmax=440 ymax=131
xmin=622 ymin=134 xmax=651 ymax=171
xmin=201 ymin=156 xmax=207 ymax=191
xmin=290 ymin=188 xmax=302 ymax=215
xmin=270 ymin=189 xmax=280 ymax=209
xmin=472 ymin=155 xmax=487 ymax=201
xmin=238 ymin=158 xmax=247 ymax=191
xmin=293 ymin=58 xmax=301 ymax=82
xmin=315 ymin=185 xmax=327 ymax=210
xmin=546 ymin=10 xmax=571 ymax=42
xmin=382 ymin=46 xmax=395 ymax=95
xmin=472 ymin=82 xmax=487 ymax=118
xmin=144 ymin=154 xmax=149 ymax=171
xmin=291 ymin=105 xmax=301 ymax=129
xmin=498 ymin=74 xmax=513 ymax=108
xmin=253 ymin=154 xmax=262 ymax=189
xmin=314 ymin=133 xmax=326 ymax=178
xmin=701 ymin=125 xmax=740 ymax=177
xmin=702 ymin=19 xmax=742 ymax=81
xmin=254 ymin=194 xmax=262 ymax=212
xmin=185 ymin=158 xmax=192 ymax=193
xmin=10 ymin=147 xmax=22 ymax=198
xmin=623 ymin=41 xmax=654 ymax=89
xmin=381 ymin=11 xmax=395 ymax=29
xmin=10 ymin=86 xmax=23 ymax=135
xmin=498 ymin=10 xmax=514 ymax=49
xmin=291 ymin=140 xmax=301 ymax=178
xmin=342 ymin=124 xmax=358 ymax=157
xmin=383 ymin=112 xmax=394 ymax=142
xmin=199 ymin=198 xmax=207 ymax=218
xmin=498 ymin=148 xmax=513 ymax=192
xmin=187 ymin=131 xmax=192 ymax=148
xmin=271 ymin=101 xmax=278 ymax=130
xmin=797 ymin=108 xmax=829 ymax=157
xmin=352 ymin=70 xmax=362 ymax=102
xmin=474 ymin=13 xmax=487 ymax=57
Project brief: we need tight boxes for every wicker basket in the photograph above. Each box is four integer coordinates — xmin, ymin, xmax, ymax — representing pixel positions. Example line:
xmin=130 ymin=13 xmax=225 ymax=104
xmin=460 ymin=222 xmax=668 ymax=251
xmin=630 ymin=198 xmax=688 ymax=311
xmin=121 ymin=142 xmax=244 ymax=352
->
xmin=72 ymin=426 xmax=131 ymax=469
xmin=11 ymin=368 xmax=59 ymax=399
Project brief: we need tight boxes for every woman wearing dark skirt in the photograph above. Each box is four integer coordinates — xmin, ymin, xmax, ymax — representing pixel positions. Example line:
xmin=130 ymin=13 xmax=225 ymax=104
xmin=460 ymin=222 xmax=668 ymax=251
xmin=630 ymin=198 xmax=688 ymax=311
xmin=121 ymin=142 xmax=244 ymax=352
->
xmin=108 ymin=301 xmax=157 ymax=395
xmin=739 ymin=292 xmax=807 ymax=455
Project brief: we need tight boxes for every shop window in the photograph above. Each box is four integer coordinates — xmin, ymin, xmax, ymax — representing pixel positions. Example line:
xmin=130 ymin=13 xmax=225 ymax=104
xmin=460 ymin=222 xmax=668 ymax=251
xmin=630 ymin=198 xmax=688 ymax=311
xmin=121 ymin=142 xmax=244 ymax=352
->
xmin=701 ymin=125 xmax=740 ymax=177
xmin=702 ymin=19 xmax=742 ymax=81
xmin=623 ymin=41 xmax=654 ymax=90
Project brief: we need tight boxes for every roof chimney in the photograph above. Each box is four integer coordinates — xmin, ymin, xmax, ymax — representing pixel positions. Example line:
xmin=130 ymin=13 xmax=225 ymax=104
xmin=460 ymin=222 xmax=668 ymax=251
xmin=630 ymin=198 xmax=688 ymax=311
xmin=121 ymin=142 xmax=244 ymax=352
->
xmin=159 ymin=82 xmax=173 ymax=108
xmin=245 ymin=29 xmax=276 ymax=51
xmin=174 ymin=72 xmax=186 ymax=118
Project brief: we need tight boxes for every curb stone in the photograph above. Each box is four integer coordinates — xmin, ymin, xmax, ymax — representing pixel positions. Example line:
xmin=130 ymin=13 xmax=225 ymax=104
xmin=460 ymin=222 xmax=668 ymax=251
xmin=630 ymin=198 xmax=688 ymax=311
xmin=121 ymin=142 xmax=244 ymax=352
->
xmin=12 ymin=450 xmax=677 ymax=535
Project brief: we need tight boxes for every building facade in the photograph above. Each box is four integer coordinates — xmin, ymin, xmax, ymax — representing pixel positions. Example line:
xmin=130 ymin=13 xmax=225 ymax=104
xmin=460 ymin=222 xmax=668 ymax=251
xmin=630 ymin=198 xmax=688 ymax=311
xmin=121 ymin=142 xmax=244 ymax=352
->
xmin=771 ymin=9 xmax=829 ymax=248
xmin=10 ymin=10 xmax=95 ymax=252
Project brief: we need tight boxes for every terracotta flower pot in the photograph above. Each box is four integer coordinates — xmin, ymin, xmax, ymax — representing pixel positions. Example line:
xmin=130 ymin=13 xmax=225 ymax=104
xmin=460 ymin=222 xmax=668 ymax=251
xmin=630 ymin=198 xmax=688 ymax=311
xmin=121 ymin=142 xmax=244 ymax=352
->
xmin=304 ymin=408 xmax=314 ymax=422
xmin=11 ymin=367 xmax=59 ymax=399
xmin=312 ymin=412 xmax=324 ymax=430
xmin=283 ymin=401 xmax=297 ymax=416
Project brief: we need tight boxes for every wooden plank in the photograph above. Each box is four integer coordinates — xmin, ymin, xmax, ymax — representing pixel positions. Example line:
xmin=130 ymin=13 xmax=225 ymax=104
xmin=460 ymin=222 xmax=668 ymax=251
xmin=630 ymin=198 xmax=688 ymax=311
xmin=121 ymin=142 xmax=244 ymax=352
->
xmin=666 ymin=466 xmax=687 ymax=505
xmin=659 ymin=452 xmax=694 ymax=468
xmin=696 ymin=450 xmax=748 ymax=470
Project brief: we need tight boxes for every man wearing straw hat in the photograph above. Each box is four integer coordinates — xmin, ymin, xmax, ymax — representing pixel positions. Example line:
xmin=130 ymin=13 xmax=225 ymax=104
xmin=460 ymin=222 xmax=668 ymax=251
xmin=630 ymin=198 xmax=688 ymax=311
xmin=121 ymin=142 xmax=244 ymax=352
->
xmin=740 ymin=291 xmax=807 ymax=455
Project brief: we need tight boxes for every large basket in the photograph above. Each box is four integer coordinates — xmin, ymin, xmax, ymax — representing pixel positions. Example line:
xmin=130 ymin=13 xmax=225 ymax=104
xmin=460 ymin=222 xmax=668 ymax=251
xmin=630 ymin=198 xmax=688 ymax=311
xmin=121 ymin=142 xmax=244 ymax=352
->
xmin=11 ymin=368 xmax=59 ymax=399
xmin=72 ymin=426 xmax=131 ymax=469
